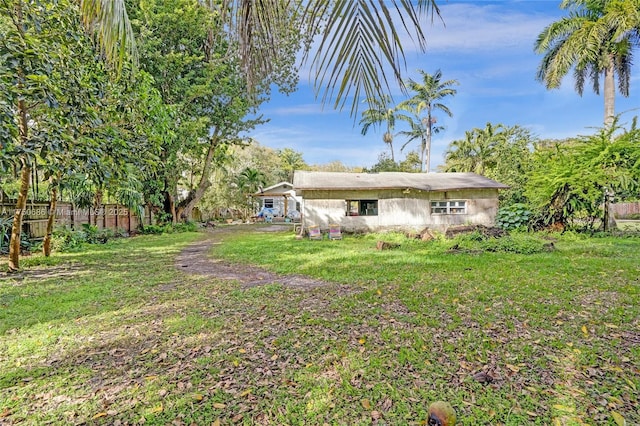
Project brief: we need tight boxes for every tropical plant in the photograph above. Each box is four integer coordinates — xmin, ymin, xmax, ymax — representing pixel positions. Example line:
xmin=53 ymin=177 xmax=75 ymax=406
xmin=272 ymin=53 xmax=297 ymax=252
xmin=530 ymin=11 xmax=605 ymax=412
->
xmin=534 ymin=0 xmax=639 ymax=127
xmin=525 ymin=118 xmax=640 ymax=230
xmin=397 ymin=69 xmax=458 ymax=172
xmin=443 ymin=123 xmax=504 ymax=175
xmin=443 ymin=123 xmax=536 ymax=205
xmin=80 ymin=0 xmax=444 ymax=117
xmin=496 ymin=203 xmax=533 ymax=231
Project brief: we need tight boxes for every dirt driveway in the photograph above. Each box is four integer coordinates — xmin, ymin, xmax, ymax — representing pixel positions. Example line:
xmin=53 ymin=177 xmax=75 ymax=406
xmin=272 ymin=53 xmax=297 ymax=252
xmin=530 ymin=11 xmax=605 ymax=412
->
xmin=174 ymin=224 xmax=330 ymax=289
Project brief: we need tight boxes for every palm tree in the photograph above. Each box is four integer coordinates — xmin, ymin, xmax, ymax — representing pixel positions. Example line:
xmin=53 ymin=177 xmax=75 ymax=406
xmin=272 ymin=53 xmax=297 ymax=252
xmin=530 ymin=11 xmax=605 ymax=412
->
xmin=534 ymin=0 xmax=638 ymax=127
xmin=443 ymin=123 xmax=505 ymax=175
xmin=237 ymin=167 xmax=266 ymax=196
xmin=360 ymin=95 xmax=398 ymax=161
xmin=398 ymin=69 xmax=458 ymax=172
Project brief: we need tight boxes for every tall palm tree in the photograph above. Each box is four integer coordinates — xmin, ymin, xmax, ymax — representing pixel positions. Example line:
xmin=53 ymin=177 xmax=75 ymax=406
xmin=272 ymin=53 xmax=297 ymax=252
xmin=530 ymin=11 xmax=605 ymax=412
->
xmin=534 ymin=0 xmax=638 ymax=127
xmin=398 ymin=69 xmax=458 ymax=172
xmin=360 ymin=95 xmax=398 ymax=162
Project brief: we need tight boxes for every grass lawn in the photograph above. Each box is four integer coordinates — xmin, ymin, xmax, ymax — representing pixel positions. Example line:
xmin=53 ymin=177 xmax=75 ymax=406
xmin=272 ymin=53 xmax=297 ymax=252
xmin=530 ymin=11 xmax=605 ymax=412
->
xmin=1 ymin=228 xmax=638 ymax=425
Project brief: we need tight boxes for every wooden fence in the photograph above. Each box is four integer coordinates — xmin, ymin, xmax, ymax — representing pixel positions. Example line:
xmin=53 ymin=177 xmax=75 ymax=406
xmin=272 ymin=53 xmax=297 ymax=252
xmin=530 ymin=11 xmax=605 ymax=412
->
xmin=0 ymin=201 xmax=155 ymax=239
xmin=611 ymin=202 xmax=640 ymax=219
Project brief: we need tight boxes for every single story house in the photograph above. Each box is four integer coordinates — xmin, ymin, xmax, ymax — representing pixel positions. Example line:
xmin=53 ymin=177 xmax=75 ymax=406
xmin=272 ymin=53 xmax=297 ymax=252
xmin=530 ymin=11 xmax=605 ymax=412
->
xmin=253 ymin=181 xmax=301 ymax=218
xmin=293 ymin=171 xmax=509 ymax=233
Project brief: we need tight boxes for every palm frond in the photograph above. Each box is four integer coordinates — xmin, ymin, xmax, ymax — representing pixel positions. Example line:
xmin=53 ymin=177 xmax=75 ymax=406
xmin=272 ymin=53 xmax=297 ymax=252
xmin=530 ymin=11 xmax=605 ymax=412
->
xmin=79 ymin=0 xmax=137 ymax=70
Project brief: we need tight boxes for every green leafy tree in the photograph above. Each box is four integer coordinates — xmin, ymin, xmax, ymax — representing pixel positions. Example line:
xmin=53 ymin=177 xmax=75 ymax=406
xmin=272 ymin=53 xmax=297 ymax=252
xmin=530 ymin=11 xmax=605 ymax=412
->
xmin=24 ymin=1 xmax=442 ymax=118
xmin=129 ymin=0 xmax=268 ymax=221
xmin=525 ymin=119 xmax=640 ymax=230
xmin=277 ymin=148 xmax=307 ymax=182
xmin=397 ymin=69 xmax=458 ymax=172
xmin=535 ymin=0 xmax=639 ymax=127
xmin=0 ymin=0 xmax=108 ymax=270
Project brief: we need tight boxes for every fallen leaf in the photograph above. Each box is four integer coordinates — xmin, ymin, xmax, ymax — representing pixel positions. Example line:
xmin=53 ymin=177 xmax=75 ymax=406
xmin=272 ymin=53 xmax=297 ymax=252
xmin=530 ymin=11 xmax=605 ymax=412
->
xmin=92 ymin=412 xmax=108 ymax=420
xmin=371 ymin=410 xmax=381 ymax=420
xmin=611 ymin=411 xmax=625 ymax=426
xmin=212 ymin=403 xmax=226 ymax=409
xmin=361 ymin=399 xmax=372 ymax=410
xmin=506 ymin=364 xmax=520 ymax=373
xmin=581 ymin=325 xmax=589 ymax=336
xmin=358 ymin=338 xmax=366 ymax=345
xmin=270 ymin=354 xmax=278 ymax=361
xmin=149 ymin=404 xmax=163 ymax=414
xmin=192 ymin=393 xmax=204 ymax=402
xmin=212 ymin=419 xmax=221 ymax=426
xmin=552 ymin=404 xmax=575 ymax=413
xmin=232 ymin=413 xmax=243 ymax=423
xmin=239 ymin=388 xmax=252 ymax=397
xmin=0 ymin=409 xmax=11 ymax=418
xmin=624 ymin=378 xmax=636 ymax=390
xmin=238 ymin=349 xmax=246 ymax=354
xmin=376 ymin=289 xmax=382 ymax=295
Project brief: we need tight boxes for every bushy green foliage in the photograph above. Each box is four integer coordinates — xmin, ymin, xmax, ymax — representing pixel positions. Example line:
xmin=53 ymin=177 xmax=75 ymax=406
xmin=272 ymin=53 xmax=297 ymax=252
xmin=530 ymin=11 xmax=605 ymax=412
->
xmin=51 ymin=225 xmax=122 ymax=252
xmin=526 ymin=121 xmax=640 ymax=230
xmin=450 ymin=230 xmax=551 ymax=254
xmin=0 ymin=217 xmax=11 ymax=254
xmin=0 ymin=217 xmax=31 ymax=254
xmin=139 ymin=221 xmax=198 ymax=235
xmin=496 ymin=203 xmax=532 ymax=230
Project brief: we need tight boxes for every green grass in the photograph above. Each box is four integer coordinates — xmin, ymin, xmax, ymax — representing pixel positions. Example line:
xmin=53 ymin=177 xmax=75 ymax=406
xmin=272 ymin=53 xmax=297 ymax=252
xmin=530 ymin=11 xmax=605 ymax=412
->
xmin=1 ymin=229 xmax=639 ymax=425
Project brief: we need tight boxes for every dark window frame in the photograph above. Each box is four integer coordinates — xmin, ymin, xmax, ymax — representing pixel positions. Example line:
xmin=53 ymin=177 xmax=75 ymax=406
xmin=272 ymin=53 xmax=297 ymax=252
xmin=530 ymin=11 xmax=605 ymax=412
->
xmin=346 ymin=199 xmax=378 ymax=216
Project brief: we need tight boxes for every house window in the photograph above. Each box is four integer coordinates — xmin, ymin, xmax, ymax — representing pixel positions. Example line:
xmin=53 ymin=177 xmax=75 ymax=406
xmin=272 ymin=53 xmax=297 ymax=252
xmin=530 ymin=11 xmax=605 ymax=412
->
xmin=431 ymin=200 xmax=467 ymax=214
xmin=346 ymin=200 xmax=378 ymax=216
xmin=264 ymin=199 xmax=274 ymax=209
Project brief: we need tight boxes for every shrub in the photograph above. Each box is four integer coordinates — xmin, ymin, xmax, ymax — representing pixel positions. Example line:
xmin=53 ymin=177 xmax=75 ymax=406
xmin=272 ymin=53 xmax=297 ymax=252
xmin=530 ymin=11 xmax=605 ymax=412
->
xmin=480 ymin=232 xmax=551 ymax=254
xmin=139 ymin=221 xmax=198 ymax=235
xmin=52 ymin=226 xmax=87 ymax=252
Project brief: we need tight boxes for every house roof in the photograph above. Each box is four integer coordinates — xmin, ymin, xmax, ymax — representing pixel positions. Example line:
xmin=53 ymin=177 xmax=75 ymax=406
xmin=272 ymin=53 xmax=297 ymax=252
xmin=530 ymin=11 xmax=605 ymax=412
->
xmin=253 ymin=181 xmax=294 ymax=197
xmin=293 ymin=171 xmax=509 ymax=192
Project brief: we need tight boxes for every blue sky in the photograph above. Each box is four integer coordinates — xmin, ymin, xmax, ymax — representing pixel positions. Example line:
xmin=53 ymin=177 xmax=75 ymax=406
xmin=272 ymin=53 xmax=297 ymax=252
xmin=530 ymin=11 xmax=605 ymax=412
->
xmin=249 ymin=1 xmax=640 ymax=169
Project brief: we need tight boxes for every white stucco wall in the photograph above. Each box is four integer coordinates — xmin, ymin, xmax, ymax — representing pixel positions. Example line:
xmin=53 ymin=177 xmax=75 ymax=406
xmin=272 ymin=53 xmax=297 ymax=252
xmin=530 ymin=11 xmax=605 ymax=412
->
xmin=300 ymin=188 xmax=500 ymax=233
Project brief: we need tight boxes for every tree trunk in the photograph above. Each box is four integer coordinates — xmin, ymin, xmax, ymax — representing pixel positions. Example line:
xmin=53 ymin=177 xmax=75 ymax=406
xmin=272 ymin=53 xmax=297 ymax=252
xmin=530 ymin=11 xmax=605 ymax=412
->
xmin=8 ymin=163 xmax=30 ymax=271
xmin=163 ymin=189 xmax=177 ymax=224
xmin=8 ymin=3 xmax=28 ymax=272
xmin=178 ymin=134 xmax=220 ymax=220
xmin=603 ymin=60 xmax=615 ymax=127
xmin=43 ymin=183 xmax=58 ymax=257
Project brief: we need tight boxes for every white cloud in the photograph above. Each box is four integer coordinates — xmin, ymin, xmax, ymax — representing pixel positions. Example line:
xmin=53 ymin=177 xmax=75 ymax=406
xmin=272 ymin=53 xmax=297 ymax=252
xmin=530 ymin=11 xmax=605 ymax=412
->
xmin=416 ymin=3 xmax=557 ymax=53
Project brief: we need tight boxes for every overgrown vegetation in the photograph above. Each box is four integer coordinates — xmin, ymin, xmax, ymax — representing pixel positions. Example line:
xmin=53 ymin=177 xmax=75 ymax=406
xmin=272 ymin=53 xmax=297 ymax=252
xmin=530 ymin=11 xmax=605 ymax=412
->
xmin=49 ymin=222 xmax=199 ymax=252
xmin=1 ymin=229 xmax=637 ymax=425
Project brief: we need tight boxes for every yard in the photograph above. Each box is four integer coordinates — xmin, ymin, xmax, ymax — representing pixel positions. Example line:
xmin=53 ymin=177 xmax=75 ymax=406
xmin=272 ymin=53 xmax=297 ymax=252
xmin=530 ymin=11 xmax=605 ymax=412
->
xmin=0 ymin=226 xmax=638 ymax=425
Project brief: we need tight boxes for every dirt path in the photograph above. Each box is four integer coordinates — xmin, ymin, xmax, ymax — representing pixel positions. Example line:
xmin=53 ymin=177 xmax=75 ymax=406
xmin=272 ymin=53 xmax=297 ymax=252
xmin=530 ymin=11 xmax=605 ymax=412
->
xmin=175 ymin=225 xmax=331 ymax=289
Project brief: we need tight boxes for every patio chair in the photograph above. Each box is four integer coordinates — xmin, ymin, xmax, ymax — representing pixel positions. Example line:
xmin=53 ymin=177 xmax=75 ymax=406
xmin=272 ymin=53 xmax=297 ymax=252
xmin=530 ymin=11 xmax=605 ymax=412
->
xmin=308 ymin=224 xmax=322 ymax=240
xmin=328 ymin=223 xmax=342 ymax=240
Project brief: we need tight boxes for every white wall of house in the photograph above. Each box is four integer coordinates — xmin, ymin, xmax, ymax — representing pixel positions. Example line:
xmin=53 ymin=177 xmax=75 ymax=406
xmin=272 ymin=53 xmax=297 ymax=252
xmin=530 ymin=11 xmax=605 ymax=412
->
xmin=300 ymin=188 xmax=500 ymax=233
